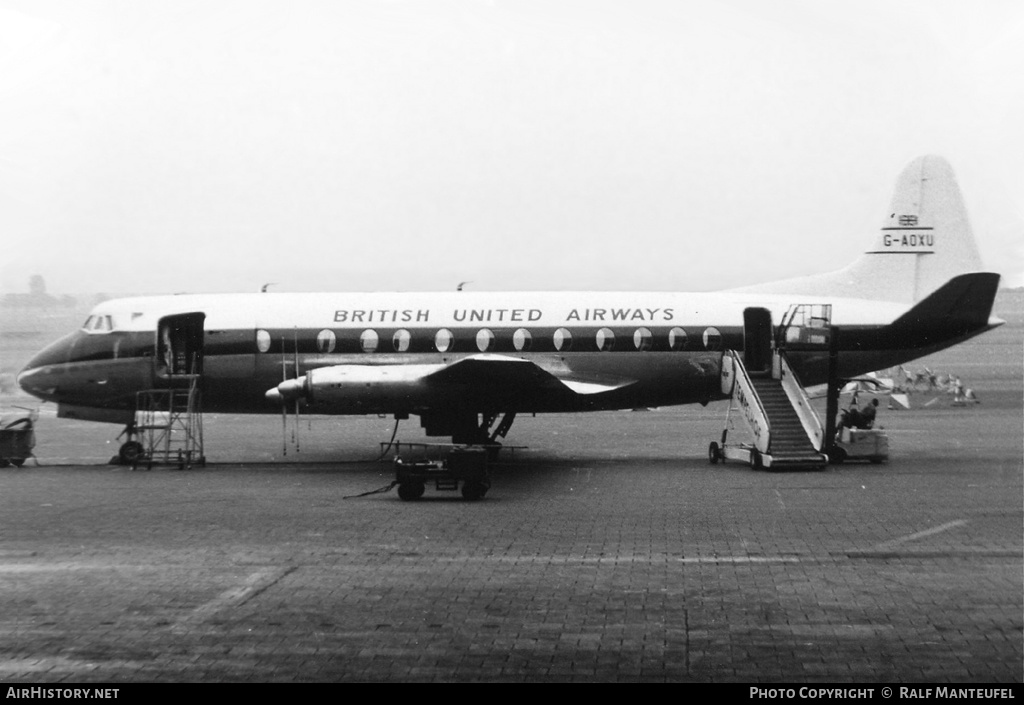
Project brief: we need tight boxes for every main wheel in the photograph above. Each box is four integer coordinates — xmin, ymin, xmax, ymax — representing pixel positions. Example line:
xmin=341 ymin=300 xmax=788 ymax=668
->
xmin=119 ymin=441 xmax=144 ymax=465
xmin=10 ymin=458 xmax=25 ymax=467
xmin=397 ymin=481 xmax=425 ymax=501
xmin=708 ymin=442 xmax=721 ymax=464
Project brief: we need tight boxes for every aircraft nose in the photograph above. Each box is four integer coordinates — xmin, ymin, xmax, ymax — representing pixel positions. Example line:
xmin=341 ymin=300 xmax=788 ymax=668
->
xmin=17 ymin=365 xmax=56 ymax=400
xmin=17 ymin=332 xmax=79 ymax=401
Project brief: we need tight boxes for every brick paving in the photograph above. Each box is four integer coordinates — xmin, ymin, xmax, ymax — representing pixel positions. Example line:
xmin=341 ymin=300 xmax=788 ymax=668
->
xmin=0 ymin=402 xmax=1021 ymax=682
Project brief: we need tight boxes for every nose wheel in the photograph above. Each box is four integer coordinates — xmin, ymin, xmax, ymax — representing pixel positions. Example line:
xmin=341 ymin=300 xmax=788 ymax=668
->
xmin=119 ymin=441 xmax=144 ymax=466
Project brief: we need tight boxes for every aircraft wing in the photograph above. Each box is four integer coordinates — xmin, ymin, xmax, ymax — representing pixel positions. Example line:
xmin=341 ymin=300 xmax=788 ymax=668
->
xmin=267 ymin=354 xmax=638 ymax=407
xmin=425 ymin=354 xmax=636 ymax=396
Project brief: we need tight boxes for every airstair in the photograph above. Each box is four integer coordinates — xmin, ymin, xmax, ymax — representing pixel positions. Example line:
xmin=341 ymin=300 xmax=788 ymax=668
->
xmin=708 ymin=305 xmax=830 ymax=471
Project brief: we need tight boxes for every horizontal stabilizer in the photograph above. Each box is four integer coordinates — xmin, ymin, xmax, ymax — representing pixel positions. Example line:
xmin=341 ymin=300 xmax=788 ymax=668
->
xmin=888 ymin=272 xmax=1001 ymax=339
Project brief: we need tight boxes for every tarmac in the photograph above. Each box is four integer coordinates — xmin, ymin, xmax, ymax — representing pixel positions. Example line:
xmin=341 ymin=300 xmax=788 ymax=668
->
xmin=1 ymin=386 xmax=1021 ymax=683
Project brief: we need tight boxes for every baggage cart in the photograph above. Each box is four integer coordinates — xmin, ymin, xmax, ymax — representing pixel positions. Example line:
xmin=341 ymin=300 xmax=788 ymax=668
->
xmin=832 ymin=428 xmax=889 ymax=464
xmin=393 ymin=444 xmax=491 ymax=501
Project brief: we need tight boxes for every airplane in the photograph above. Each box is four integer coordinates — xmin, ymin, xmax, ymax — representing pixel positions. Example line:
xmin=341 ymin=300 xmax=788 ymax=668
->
xmin=17 ymin=155 xmax=1003 ymax=477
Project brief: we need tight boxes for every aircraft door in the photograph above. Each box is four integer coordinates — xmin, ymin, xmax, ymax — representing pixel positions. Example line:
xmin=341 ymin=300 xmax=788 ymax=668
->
xmin=156 ymin=313 xmax=206 ymax=379
xmin=743 ymin=307 xmax=773 ymax=375
xmin=778 ymin=304 xmax=832 ymax=350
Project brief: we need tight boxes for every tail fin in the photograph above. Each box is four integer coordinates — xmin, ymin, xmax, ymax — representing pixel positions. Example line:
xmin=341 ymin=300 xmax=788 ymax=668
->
xmin=736 ymin=155 xmax=994 ymax=303
xmin=848 ymin=154 xmax=985 ymax=302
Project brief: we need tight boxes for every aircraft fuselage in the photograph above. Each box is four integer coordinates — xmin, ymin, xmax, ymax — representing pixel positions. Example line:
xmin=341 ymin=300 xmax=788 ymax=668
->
xmin=17 ymin=287 xmax=998 ymax=426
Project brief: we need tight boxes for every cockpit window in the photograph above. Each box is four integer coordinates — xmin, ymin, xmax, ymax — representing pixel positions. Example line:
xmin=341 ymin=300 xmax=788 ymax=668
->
xmin=82 ymin=314 xmax=115 ymax=333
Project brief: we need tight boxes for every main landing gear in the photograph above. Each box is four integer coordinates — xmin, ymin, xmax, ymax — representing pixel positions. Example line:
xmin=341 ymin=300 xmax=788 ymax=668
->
xmin=421 ymin=411 xmax=516 ymax=461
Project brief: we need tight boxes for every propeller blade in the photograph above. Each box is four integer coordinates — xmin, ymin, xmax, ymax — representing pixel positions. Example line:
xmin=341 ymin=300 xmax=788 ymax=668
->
xmin=293 ymin=328 xmax=300 ymax=453
xmin=281 ymin=335 xmax=287 ymax=456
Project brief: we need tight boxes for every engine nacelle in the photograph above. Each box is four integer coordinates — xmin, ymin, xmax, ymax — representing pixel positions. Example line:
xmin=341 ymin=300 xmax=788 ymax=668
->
xmin=265 ymin=364 xmax=445 ymax=408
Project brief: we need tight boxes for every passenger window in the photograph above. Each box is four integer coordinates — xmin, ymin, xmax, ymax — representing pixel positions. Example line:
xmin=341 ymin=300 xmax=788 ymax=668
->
xmin=595 ymin=327 xmax=614 ymax=351
xmin=476 ymin=329 xmax=494 ymax=352
xmin=434 ymin=329 xmax=453 ymax=353
xmin=633 ymin=327 xmax=653 ymax=351
xmin=393 ymin=329 xmax=411 ymax=352
xmin=256 ymin=329 xmax=272 ymax=353
xmin=703 ymin=327 xmax=722 ymax=350
xmin=553 ymin=328 xmax=573 ymax=352
xmin=513 ymin=328 xmax=532 ymax=352
xmin=669 ymin=327 xmax=687 ymax=351
xmin=360 ymin=329 xmax=379 ymax=353
xmin=316 ymin=329 xmax=336 ymax=353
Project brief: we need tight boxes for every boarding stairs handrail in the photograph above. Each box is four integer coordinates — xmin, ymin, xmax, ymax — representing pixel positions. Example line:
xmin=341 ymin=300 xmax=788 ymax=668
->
xmin=723 ymin=350 xmax=772 ymax=455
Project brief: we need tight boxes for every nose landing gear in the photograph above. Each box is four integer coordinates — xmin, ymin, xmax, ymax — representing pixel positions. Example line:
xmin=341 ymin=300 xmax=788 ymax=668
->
xmin=118 ymin=440 xmax=144 ymax=465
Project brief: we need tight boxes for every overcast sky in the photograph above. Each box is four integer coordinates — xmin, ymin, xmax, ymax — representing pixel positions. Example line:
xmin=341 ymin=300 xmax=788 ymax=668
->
xmin=1 ymin=0 xmax=1021 ymax=296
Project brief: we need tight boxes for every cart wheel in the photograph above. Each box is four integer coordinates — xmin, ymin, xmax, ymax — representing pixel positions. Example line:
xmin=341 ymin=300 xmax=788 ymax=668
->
xmin=750 ymin=450 xmax=762 ymax=469
xmin=118 ymin=441 xmax=144 ymax=465
xmin=461 ymin=481 xmax=486 ymax=501
xmin=397 ymin=481 xmax=425 ymax=501
xmin=708 ymin=442 xmax=720 ymax=464
xmin=830 ymin=447 xmax=847 ymax=465
xmin=10 ymin=458 xmax=25 ymax=467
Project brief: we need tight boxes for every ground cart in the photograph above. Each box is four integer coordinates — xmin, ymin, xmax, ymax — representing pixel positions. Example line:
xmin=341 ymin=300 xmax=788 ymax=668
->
xmin=0 ymin=410 xmax=37 ymax=467
xmin=393 ymin=444 xmax=491 ymax=501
